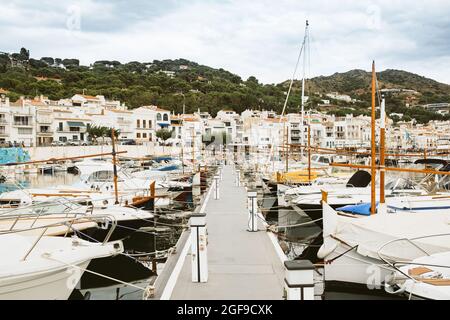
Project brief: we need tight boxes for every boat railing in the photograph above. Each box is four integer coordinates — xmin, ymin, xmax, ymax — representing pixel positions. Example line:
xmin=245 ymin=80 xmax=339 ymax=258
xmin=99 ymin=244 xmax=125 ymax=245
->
xmin=377 ymin=232 xmax=450 ymax=268
xmin=0 ymin=212 xmax=118 ymax=245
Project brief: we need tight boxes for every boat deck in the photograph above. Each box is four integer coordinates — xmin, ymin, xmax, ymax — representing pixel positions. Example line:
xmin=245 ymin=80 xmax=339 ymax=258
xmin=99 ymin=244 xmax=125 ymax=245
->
xmin=159 ymin=165 xmax=286 ymax=300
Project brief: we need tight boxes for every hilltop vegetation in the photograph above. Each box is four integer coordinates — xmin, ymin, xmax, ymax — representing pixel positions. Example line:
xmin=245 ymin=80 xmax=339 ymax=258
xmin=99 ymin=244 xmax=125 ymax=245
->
xmin=0 ymin=48 xmax=449 ymax=123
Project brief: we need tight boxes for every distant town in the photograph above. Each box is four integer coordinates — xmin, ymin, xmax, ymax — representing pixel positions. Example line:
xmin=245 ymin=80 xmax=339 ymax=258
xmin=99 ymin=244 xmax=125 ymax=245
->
xmin=0 ymin=90 xmax=448 ymax=151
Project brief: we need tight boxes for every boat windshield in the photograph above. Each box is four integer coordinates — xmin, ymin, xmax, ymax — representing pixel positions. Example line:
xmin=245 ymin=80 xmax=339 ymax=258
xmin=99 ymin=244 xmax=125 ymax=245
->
xmin=86 ymin=170 xmax=126 ymax=182
xmin=0 ymin=200 xmax=83 ymax=217
xmin=386 ymin=178 xmax=417 ymax=191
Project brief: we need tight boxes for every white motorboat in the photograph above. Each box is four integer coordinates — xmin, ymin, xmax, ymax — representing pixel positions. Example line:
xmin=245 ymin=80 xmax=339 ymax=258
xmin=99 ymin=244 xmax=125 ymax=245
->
xmin=0 ymin=233 xmax=123 ymax=300
xmin=291 ymin=177 xmax=429 ymax=226
xmin=0 ymin=199 xmax=154 ymax=241
xmin=318 ymin=202 xmax=450 ymax=290
xmin=385 ymin=251 xmax=450 ymax=300
xmin=277 ymin=170 xmax=367 ymax=207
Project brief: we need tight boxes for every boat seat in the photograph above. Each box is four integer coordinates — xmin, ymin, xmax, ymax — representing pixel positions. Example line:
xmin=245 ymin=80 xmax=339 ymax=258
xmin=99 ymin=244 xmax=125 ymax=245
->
xmin=421 ymin=279 xmax=450 ymax=286
xmin=408 ymin=267 xmax=433 ymax=276
xmin=409 ymin=267 xmax=450 ymax=286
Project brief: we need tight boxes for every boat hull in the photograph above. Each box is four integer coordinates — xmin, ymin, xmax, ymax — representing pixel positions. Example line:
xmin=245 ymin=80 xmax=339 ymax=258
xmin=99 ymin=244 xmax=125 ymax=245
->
xmin=324 ymin=242 xmax=394 ymax=291
xmin=0 ymin=261 xmax=90 ymax=300
xmin=293 ymin=203 xmax=348 ymax=228
xmin=81 ymin=218 xmax=153 ymax=242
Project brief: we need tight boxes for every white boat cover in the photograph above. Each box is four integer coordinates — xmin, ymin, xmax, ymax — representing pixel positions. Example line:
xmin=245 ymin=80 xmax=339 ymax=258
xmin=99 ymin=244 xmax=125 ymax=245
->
xmin=322 ymin=203 xmax=450 ymax=263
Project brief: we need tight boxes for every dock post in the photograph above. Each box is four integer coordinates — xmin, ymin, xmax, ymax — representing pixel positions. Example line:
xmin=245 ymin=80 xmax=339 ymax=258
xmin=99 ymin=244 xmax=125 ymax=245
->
xmin=283 ymin=260 xmax=314 ymax=300
xmin=214 ymin=175 xmax=220 ymax=200
xmin=247 ymin=190 xmax=258 ymax=232
xmin=235 ymin=169 xmax=240 ymax=187
xmin=190 ymin=213 xmax=208 ymax=283
xmin=219 ymin=166 xmax=223 ymax=181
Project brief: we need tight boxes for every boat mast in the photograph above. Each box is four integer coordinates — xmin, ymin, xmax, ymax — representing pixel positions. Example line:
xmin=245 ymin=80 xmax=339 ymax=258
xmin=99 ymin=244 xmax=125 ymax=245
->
xmin=301 ymin=20 xmax=309 ymax=155
xmin=284 ymin=123 xmax=289 ymax=173
xmin=379 ymin=96 xmax=386 ymax=214
xmin=370 ymin=61 xmax=377 ymax=215
xmin=307 ymin=124 xmax=311 ymax=182
xmin=192 ymin=127 xmax=196 ymax=173
xmin=111 ymin=128 xmax=119 ymax=205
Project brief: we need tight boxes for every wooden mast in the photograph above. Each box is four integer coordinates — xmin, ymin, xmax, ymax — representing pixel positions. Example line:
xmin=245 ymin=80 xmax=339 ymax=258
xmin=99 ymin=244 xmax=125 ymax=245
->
xmin=111 ymin=128 xmax=119 ymax=205
xmin=371 ymin=61 xmax=376 ymax=215
xmin=380 ymin=97 xmax=386 ymax=212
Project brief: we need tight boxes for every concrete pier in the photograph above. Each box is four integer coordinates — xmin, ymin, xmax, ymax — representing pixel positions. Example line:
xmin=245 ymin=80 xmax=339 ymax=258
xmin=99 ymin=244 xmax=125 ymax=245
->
xmin=166 ymin=165 xmax=285 ymax=300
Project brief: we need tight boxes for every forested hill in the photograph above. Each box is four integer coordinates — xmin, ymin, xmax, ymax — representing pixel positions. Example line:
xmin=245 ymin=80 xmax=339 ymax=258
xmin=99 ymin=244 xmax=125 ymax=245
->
xmin=0 ymin=48 xmax=449 ymax=123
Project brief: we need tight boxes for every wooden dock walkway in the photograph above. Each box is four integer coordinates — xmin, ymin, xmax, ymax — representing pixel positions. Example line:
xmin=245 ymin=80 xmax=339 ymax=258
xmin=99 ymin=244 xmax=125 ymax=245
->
xmin=164 ymin=165 xmax=286 ymax=300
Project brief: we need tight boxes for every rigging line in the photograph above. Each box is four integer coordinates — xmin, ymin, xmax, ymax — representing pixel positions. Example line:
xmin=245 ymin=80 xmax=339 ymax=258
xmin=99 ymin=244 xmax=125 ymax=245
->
xmin=268 ymin=24 xmax=307 ymax=164
xmin=43 ymin=254 xmax=152 ymax=294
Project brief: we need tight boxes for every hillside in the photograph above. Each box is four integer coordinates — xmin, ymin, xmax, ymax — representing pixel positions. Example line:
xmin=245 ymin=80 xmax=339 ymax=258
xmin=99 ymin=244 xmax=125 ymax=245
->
xmin=0 ymin=48 xmax=449 ymax=123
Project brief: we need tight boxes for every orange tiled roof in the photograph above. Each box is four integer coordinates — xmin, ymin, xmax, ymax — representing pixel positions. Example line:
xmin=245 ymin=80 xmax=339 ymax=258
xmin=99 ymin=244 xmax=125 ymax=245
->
xmin=264 ymin=118 xmax=287 ymax=123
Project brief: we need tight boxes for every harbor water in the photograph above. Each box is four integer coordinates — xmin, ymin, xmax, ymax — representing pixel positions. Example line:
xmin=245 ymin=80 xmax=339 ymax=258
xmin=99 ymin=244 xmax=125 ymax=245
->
xmin=0 ymin=171 xmax=200 ymax=300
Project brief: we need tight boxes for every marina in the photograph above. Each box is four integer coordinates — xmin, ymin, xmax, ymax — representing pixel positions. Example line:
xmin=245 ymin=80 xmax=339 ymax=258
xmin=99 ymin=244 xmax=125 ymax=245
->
xmin=1 ymin=1 xmax=450 ymax=306
xmin=1 ymin=65 xmax=450 ymax=300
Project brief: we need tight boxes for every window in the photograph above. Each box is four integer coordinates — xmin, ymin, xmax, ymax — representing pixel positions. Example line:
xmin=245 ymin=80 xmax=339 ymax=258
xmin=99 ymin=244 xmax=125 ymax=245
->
xmin=137 ymin=120 xmax=140 ymax=128
xmin=143 ymin=133 xmax=147 ymax=138
xmin=149 ymin=134 xmax=152 ymax=141
xmin=18 ymin=128 xmax=32 ymax=135
xmin=59 ymin=137 xmax=67 ymax=142
xmin=163 ymin=114 xmax=169 ymax=121
xmin=59 ymin=122 xmax=63 ymax=131
xmin=14 ymin=116 xmax=30 ymax=126
xmin=157 ymin=113 xmax=162 ymax=121
xmin=143 ymin=120 xmax=146 ymax=128
xmin=136 ymin=133 xmax=141 ymax=138
xmin=73 ymin=135 xmax=78 ymax=141
xmin=148 ymin=120 xmax=152 ymax=129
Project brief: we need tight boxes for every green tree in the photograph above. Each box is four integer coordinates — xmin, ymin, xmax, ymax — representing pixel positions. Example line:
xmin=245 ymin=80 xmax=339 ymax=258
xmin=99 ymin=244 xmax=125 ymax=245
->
xmin=156 ymin=129 xmax=173 ymax=144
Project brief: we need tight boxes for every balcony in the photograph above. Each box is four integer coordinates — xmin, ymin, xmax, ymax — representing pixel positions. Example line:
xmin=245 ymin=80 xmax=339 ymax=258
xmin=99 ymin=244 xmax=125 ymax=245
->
xmin=13 ymin=122 xmax=33 ymax=127
xmin=37 ymin=118 xmax=53 ymax=124
xmin=117 ymin=119 xmax=132 ymax=125
xmin=38 ymin=129 xmax=53 ymax=136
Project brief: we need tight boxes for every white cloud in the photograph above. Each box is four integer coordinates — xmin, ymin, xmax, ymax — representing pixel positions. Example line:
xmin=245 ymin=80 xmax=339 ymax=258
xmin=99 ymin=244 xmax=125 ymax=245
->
xmin=0 ymin=0 xmax=449 ymax=84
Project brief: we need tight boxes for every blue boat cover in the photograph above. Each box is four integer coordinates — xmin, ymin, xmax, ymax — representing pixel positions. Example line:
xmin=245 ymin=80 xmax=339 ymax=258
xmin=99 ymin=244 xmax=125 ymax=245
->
xmin=336 ymin=202 xmax=379 ymax=216
xmin=157 ymin=164 xmax=179 ymax=172
xmin=153 ymin=156 xmax=173 ymax=162
xmin=0 ymin=148 xmax=31 ymax=164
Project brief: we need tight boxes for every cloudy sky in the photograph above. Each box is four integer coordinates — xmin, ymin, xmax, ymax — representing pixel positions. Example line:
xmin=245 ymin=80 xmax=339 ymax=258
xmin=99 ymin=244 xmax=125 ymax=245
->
xmin=1 ymin=0 xmax=449 ymax=84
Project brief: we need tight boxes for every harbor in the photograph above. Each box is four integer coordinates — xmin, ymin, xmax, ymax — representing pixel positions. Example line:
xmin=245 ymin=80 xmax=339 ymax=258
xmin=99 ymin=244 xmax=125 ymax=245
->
xmin=1 ymin=0 xmax=450 ymax=306
xmin=1 ymin=59 xmax=450 ymax=301
xmin=2 ymin=139 xmax=449 ymax=300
